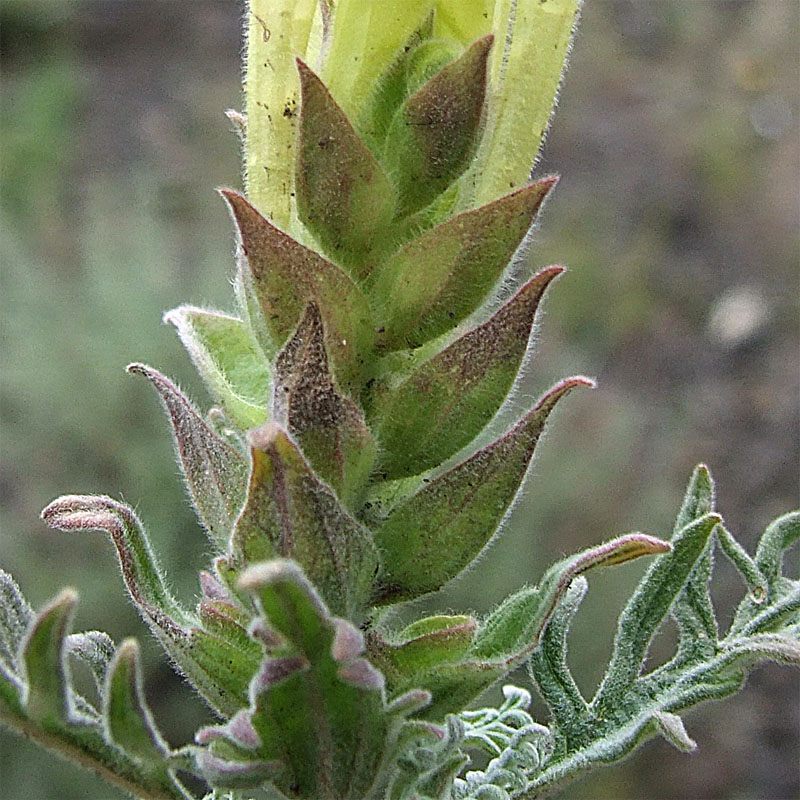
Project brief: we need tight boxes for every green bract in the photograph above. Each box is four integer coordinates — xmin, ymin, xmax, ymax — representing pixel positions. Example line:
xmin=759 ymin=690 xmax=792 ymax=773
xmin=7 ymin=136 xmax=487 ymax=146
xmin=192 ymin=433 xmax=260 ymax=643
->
xmin=1 ymin=3 xmax=797 ymax=799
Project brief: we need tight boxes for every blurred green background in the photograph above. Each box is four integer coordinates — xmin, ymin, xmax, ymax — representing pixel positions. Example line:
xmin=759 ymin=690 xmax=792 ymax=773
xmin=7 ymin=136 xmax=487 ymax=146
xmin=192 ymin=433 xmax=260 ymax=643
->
xmin=1 ymin=1 xmax=797 ymax=798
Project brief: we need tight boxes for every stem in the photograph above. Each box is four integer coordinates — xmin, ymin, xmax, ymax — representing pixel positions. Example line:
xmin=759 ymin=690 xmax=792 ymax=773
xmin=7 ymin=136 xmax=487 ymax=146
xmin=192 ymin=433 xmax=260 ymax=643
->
xmin=0 ymin=708 xmax=189 ymax=800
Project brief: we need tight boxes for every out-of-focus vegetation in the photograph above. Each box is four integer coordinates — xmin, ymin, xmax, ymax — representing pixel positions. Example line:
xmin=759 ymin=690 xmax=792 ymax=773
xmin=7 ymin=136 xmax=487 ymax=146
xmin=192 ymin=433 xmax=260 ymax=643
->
xmin=1 ymin=1 xmax=797 ymax=798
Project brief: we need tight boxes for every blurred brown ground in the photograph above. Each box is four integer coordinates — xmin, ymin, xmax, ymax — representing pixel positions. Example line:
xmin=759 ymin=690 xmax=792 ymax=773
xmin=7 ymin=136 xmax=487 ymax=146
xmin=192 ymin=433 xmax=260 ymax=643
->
xmin=1 ymin=1 xmax=798 ymax=798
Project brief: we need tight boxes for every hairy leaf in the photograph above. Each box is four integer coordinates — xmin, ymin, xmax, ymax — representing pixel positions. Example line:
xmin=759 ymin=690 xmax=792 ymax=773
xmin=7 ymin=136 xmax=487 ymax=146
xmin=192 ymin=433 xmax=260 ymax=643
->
xmin=515 ymin=468 xmax=799 ymax=798
xmin=197 ymin=560 xmax=423 ymax=797
xmin=372 ymin=267 xmax=563 ymax=478
xmin=373 ymin=377 xmax=593 ymax=603
xmin=22 ymin=590 xmax=76 ymax=725
xmin=370 ymin=178 xmax=556 ymax=351
xmin=66 ymin=630 xmax=115 ymax=698
xmin=367 ymin=615 xmax=478 ymax=688
xmin=383 ymin=35 xmax=493 ymax=217
xmin=274 ymin=304 xmax=376 ymax=506
xmin=231 ymin=423 xmax=378 ymax=619
xmin=467 ymin=0 xmax=582 ymax=208
xmin=222 ymin=189 xmax=374 ymax=395
xmin=474 ymin=534 xmax=669 ymax=661
xmin=594 ymin=511 xmax=722 ymax=711
xmin=244 ymin=0 xmax=317 ymax=228
xmin=356 ymin=12 xmax=436 ymax=153
xmin=163 ymin=306 xmax=270 ymax=430
xmin=40 ymin=495 xmax=254 ymax=716
xmin=296 ymin=59 xmax=395 ymax=280
xmin=128 ymin=363 xmax=248 ymax=549
xmin=0 ymin=569 xmax=33 ymax=677
xmin=527 ymin=577 xmax=589 ymax=729
xmin=105 ymin=639 xmax=170 ymax=766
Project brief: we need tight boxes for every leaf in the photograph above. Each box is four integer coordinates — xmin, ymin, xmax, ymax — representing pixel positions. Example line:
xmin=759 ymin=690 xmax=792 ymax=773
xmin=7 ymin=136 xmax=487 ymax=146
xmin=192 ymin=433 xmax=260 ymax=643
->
xmin=0 ymin=582 xmax=192 ymax=799
xmin=388 ymin=716 xmax=468 ymax=800
xmin=653 ymin=711 xmax=696 ymax=753
xmin=163 ymin=306 xmax=271 ymax=430
xmin=754 ymin=510 xmax=800 ymax=591
xmin=22 ymin=589 xmax=76 ymax=725
xmin=321 ymin=0 xmax=436 ymax=123
xmin=127 ymin=364 xmax=248 ymax=549
xmin=373 ymin=377 xmax=593 ymax=603
xmin=499 ymin=473 xmax=799 ymax=798
xmin=104 ymin=639 xmax=170 ymax=766
xmin=0 ymin=569 xmax=33 ymax=676
xmin=731 ymin=513 xmax=800 ymax=636
xmin=385 ymin=536 xmax=666 ymax=724
xmin=671 ymin=466 xmax=719 ymax=656
xmin=231 ymin=423 xmax=379 ymax=619
xmin=593 ymin=510 xmax=722 ymax=712
xmin=473 ymin=534 xmax=670 ymax=661
xmin=41 ymin=496 xmax=186 ymax=627
xmin=367 ymin=615 xmax=478 ymax=687
xmin=716 ymin=524 xmax=767 ymax=601
xmin=674 ymin=463 xmax=715 ymax=532
xmin=221 ymin=189 xmax=375 ymax=395
xmin=295 ymin=60 xmax=395 ymax=280
xmin=455 ymin=686 xmax=552 ymax=798
xmin=527 ymin=577 xmax=589 ymax=729
xmin=40 ymin=495 xmax=252 ymax=716
xmin=274 ymin=303 xmax=376 ymax=506
xmin=66 ymin=630 xmax=115 ymax=697
xmin=372 ymin=267 xmax=563 ymax=478
xmin=369 ymin=178 xmax=556 ymax=351
xmin=196 ymin=560 xmax=414 ymax=797
xmin=182 ymin=627 xmax=258 ymax=712
xmin=383 ymin=35 xmax=493 ymax=217
xmin=356 ymin=12 xmax=436 ymax=152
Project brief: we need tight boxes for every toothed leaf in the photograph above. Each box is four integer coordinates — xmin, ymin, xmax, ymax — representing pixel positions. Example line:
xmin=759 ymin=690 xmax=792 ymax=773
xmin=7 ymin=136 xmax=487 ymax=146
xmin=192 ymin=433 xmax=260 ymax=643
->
xmin=128 ymin=364 xmax=248 ymax=548
xmin=373 ymin=377 xmax=593 ymax=603
xmin=370 ymin=179 xmax=556 ymax=351
xmin=372 ymin=267 xmax=563 ymax=478
xmin=197 ymin=560 xmax=400 ymax=796
xmin=296 ymin=60 xmax=395 ymax=280
xmin=164 ymin=306 xmax=270 ymax=430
